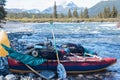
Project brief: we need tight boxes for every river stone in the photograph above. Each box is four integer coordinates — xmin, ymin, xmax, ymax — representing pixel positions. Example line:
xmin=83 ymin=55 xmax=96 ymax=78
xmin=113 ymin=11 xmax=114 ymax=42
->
xmin=5 ymin=74 xmax=16 ymax=80
xmin=78 ymin=74 xmax=84 ymax=78
xmin=86 ymin=75 xmax=94 ymax=79
xmin=37 ymin=77 xmax=42 ymax=80
xmin=67 ymin=76 xmax=75 ymax=80
xmin=99 ymin=75 xmax=103 ymax=79
xmin=94 ymin=74 xmax=99 ymax=77
xmin=105 ymin=72 xmax=111 ymax=76
xmin=0 ymin=75 xmax=4 ymax=80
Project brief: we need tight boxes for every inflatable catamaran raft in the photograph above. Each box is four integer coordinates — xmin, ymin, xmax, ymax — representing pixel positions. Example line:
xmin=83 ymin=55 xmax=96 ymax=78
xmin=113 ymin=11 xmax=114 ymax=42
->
xmin=0 ymin=30 xmax=116 ymax=73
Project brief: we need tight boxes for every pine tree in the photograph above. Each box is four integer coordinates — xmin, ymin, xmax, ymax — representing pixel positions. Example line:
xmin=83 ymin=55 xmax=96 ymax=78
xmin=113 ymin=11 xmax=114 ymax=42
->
xmin=73 ymin=8 xmax=78 ymax=18
xmin=32 ymin=14 xmax=35 ymax=19
xmin=103 ymin=7 xmax=107 ymax=18
xmin=53 ymin=1 xmax=57 ymax=18
xmin=111 ymin=6 xmax=118 ymax=18
xmin=0 ymin=0 xmax=6 ymax=24
xmin=98 ymin=12 xmax=102 ymax=18
xmin=106 ymin=7 xmax=111 ymax=18
xmin=68 ymin=9 xmax=72 ymax=18
xmin=103 ymin=7 xmax=111 ymax=18
xmin=79 ymin=10 xmax=83 ymax=18
xmin=83 ymin=8 xmax=89 ymax=18
xmin=59 ymin=13 xmax=64 ymax=18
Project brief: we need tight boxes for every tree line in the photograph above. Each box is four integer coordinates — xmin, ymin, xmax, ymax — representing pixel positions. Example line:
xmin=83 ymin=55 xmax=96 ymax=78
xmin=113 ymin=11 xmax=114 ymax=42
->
xmin=49 ymin=1 xmax=118 ymax=19
xmin=96 ymin=6 xmax=118 ymax=18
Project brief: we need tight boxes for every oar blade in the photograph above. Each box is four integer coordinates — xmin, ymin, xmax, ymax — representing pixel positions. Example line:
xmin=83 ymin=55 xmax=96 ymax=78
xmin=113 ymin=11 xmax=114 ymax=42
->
xmin=57 ymin=63 xmax=67 ymax=79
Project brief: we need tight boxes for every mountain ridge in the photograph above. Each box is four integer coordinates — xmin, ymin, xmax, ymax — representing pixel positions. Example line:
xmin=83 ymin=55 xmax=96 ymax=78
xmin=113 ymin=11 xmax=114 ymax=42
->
xmin=89 ymin=0 xmax=120 ymax=16
xmin=41 ymin=1 xmax=84 ymax=14
xmin=6 ymin=8 xmax=41 ymax=13
xmin=6 ymin=1 xmax=84 ymax=14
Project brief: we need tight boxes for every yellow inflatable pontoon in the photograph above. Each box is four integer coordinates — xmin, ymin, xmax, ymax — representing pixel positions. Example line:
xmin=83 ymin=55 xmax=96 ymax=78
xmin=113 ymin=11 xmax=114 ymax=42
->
xmin=0 ymin=30 xmax=10 ymax=57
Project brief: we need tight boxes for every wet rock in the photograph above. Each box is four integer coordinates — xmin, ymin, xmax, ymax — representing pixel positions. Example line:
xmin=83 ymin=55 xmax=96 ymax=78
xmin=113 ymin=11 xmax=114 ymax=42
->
xmin=0 ymin=75 xmax=4 ymax=80
xmin=99 ymin=75 xmax=103 ymax=79
xmin=94 ymin=74 xmax=99 ymax=78
xmin=28 ymin=73 xmax=35 ymax=80
xmin=5 ymin=74 xmax=16 ymax=80
xmin=67 ymin=76 xmax=75 ymax=80
xmin=105 ymin=72 xmax=111 ymax=76
xmin=85 ymin=75 xmax=94 ymax=79
xmin=78 ymin=74 xmax=84 ymax=78
xmin=20 ymin=75 xmax=31 ymax=80
xmin=37 ymin=77 xmax=42 ymax=80
xmin=0 ymin=57 xmax=9 ymax=75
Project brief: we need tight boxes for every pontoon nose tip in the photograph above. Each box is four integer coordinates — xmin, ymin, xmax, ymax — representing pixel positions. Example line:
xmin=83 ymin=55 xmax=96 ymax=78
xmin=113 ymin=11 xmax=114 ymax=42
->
xmin=111 ymin=58 xmax=117 ymax=64
xmin=105 ymin=58 xmax=117 ymax=65
xmin=114 ymin=58 xmax=117 ymax=63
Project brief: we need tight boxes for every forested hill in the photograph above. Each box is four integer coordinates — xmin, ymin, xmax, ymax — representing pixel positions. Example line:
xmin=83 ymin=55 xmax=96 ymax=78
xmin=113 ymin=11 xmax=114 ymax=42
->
xmin=89 ymin=0 xmax=120 ymax=16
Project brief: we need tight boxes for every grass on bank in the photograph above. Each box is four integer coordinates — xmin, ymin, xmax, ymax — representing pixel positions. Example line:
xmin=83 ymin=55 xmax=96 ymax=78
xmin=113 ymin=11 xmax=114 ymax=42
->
xmin=6 ymin=18 xmax=120 ymax=23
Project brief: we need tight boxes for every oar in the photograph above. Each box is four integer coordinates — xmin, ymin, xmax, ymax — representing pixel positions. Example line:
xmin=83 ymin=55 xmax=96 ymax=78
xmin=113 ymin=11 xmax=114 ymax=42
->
xmin=50 ymin=22 xmax=67 ymax=79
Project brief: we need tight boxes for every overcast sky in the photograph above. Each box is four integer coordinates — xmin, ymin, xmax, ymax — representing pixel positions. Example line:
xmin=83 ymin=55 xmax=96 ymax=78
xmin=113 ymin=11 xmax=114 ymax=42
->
xmin=5 ymin=0 xmax=105 ymax=11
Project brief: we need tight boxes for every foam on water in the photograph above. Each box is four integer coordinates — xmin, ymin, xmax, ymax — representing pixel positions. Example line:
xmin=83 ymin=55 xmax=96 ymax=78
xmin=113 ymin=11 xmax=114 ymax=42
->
xmin=99 ymin=22 xmax=117 ymax=27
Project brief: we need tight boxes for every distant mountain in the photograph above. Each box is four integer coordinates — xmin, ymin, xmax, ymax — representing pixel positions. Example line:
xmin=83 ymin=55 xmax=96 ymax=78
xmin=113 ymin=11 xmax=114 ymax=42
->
xmin=6 ymin=8 xmax=41 ymax=13
xmin=89 ymin=0 xmax=120 ymax=16
xmin=63 ymin=1 xmax=78 ymax=9
xmin=26 ymin=9 xmax=40 ymax=13
xmin=6 ymin=1 xmax=84 ymax=14
xmin=42 ymin=1 xmax=84 ymax=14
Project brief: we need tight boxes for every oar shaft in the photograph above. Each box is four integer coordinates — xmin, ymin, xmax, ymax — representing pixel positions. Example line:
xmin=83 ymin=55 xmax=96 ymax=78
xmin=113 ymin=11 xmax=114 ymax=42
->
xmin=51 ymin=23 xmax=60 ymax=64
xmin=50 ymin=22 xmax=67 ymax=79
xmin=52 ymin=35 xmax=60 ymax=63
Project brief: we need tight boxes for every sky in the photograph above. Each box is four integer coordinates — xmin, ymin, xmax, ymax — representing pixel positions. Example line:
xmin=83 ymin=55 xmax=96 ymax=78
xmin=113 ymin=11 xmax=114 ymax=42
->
xmin=5 ymin=0 xmax=104 ymax=11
